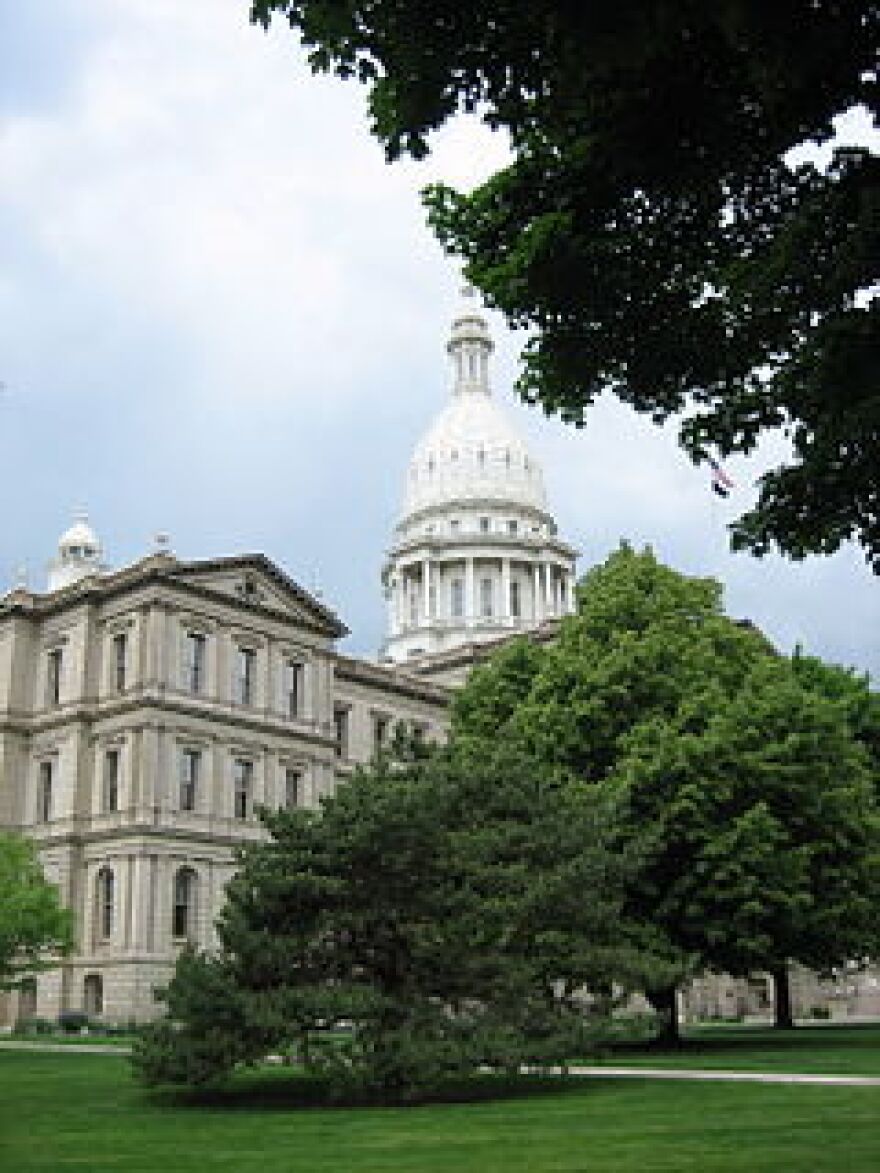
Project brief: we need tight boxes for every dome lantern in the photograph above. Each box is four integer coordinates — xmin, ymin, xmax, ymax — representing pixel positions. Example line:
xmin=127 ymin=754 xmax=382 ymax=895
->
xmin=447 ymin=285 xmax=493 ymax=396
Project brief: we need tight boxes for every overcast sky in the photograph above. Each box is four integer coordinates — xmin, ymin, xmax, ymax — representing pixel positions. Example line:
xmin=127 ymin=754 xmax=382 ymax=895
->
xmin=1 ymin=0 xmax=877 ymax=680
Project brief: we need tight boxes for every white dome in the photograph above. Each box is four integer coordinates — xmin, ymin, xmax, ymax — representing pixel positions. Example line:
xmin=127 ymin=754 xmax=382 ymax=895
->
xmin=403 ymin=393 xmax=548 ymax=518
xmin=400 ymin=289 xmax=547 ymax=522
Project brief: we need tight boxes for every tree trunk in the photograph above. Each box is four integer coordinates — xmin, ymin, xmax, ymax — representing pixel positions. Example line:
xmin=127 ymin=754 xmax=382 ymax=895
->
xmin=647 ymin=984 xmax=681 ymax=1045
xmin=772 ymin=964 xmax=794 ymax=1030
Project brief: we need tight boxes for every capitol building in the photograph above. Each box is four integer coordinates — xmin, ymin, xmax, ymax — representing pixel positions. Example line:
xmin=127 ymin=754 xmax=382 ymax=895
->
xmin=0 ymin=292 xmax=576 ymax=1026
xmin=4 ymin=293 xmax=875 ymax=1028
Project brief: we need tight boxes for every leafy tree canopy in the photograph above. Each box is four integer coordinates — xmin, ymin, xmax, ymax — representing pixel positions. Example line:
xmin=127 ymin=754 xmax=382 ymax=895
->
xmin=251 ymin=0 xmax=879 ymax=568
xmin=450 ymin=546 xmax=880 ymax=1030
xmin=0 ymin=832 xmax=72 ymax=990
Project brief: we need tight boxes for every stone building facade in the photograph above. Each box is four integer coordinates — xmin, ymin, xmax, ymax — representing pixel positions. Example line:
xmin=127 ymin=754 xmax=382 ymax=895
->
xmin=0 ymin=545 xmax=448 ymax=1025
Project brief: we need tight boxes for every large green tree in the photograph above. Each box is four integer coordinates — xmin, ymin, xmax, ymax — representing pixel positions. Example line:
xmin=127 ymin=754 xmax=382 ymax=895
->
xmin=251 ymin=0 xmax=879 ymax=568
xmin=135 ymin=743 xmax=658 ymax=1098
xmin=451 ymin=546 xmax=880 ymax=1036
xmin=0 ymin=832 xmax=72 ymax=991
xmin=618 ymin=657 xmax=879 ymax=1031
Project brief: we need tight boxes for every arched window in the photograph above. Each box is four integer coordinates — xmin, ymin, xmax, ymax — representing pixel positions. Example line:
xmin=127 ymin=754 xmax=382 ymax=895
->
xmin=173 ymin=867 xmax=197 ymax=940
xmin=84 ymin=974 xmax=103 ymax=1016
xmin=96 ymin=868 xmax=114 ymax=941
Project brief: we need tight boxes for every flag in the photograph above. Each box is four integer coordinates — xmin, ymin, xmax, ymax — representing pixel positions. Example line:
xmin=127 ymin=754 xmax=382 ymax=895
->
xmin=708 ymin=458 xmax=734 ymax=498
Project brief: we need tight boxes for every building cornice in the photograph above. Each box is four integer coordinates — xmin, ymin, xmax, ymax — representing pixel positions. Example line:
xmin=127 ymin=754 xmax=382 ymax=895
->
xmin=0 ymin=553 xmax=348 ymax=639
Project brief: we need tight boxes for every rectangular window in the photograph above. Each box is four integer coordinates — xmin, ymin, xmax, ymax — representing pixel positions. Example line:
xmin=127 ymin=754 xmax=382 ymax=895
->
xmin=333 ymin=706 xmax=349 ymax=760
xmin=373 ymin=714 xmax=389 ymax=755
xmin=507 ymin=519 xmax=518 ymax=536
xmin=103 ymin=749 xmax=120 ymax=813
xmin=46 ymin=648 xmax=63 ymax=707
xmin=112 ymin=633 xmax=127 ymax=692
xmin=409 ymin=589 xmax=419 ymax=627
xmin=184 ymin=633 xmax=206 ymax=694
xmin=450 ymin=578 xmax=464 ymax=619
xmin=480 ymin=577 xmax=494 ymax=618
xmin=98 ymin=871 xmax=114 ymax=940
xmin=233 ymin=759 xmax=252 ymax=820
xmin=510 ymin=580 xmax=522 ymax=619
xmin=180 ymin=749 xmax=200 ymax=813
xmin=449 ymin=519 xmax=460 ymax=534
xmin=479 ymin=516 xmax=490 ymax=533
xmin=285 ymin=660 xmax=303 ymax=719
xmin=236 ymin=647 xmax=256 ymax=706
xmin=37 ymin=761 xmax=53 ymax=823
xmin=284 ymin=767 xmax=301 ymax=810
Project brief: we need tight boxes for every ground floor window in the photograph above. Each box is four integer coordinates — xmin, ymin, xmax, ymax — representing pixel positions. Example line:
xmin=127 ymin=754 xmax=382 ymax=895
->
xmin=84 ymin=973 xmax=103 ymax=1016
xmin=17 ymin=977 xmax=37 ymax=1022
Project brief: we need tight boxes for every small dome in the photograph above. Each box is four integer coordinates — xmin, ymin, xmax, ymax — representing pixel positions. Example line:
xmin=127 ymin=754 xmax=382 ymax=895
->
xmin=58 ymin=518 xmax=101 ymax=557
xmin=47 ymin=511 xmax=106 ymax=592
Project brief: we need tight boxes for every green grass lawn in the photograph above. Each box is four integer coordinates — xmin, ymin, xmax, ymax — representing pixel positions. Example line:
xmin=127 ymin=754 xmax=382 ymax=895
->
xmin=597 ymin=1023 xmax=880 ymax=1076
xmin=1 ymin=1050 xmax=878 ymax=1172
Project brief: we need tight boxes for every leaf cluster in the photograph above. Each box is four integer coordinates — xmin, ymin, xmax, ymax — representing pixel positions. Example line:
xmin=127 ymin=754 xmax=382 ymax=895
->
xmin=251 ymin=1 xmax=879 ymax=568
xmin=0 ymin=832 xmax=73 ymax=990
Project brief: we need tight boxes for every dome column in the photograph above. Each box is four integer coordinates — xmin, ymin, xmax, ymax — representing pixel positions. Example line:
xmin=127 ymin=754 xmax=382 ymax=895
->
xmin=501 ymin=558 xmax=511 ymax=625
xmin=465 ymin=557 xmax=475 ymax=629
xmin=422 ymin=559 xmax=432 ymax=624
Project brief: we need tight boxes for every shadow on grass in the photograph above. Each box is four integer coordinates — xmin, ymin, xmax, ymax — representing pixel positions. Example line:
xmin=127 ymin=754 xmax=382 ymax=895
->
xmin=607 ymin=1021 xmax=880 ymax=1058
xmin=146 ymin=1069 xmax=588 ymax=1113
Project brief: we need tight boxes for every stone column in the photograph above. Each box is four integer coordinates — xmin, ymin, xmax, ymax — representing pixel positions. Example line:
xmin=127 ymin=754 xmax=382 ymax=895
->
xmin=422 ymin=558 xmax=431 ymax=623
xmin=140 ymin=724 xmax=159 ymax=817
xmin=542 ymin=563 xmax=552 ymax=617
xmin=501 ymin=558 xmax=511 ymax=624
xmin=386 ymin=582 xmax=397 ymax=639
xmin=533 ymin=564 xmax=542 ymax=622
xmin=130 ymin=854 xmax=149 ymax=953
xmin=211 ymin=737 xmax=225 ymax=823
xmin=465 ymin=558 xmax=475 ymax=627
